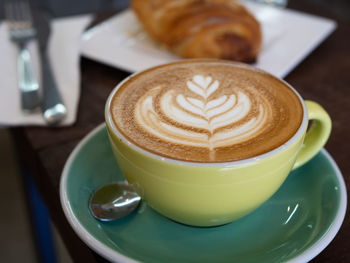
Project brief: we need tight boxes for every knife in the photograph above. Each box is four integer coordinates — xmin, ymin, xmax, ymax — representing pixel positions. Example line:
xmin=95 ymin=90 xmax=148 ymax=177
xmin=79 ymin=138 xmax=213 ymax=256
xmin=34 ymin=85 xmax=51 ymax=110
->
xmin=33 ymin=8 xmax=67 ymax=125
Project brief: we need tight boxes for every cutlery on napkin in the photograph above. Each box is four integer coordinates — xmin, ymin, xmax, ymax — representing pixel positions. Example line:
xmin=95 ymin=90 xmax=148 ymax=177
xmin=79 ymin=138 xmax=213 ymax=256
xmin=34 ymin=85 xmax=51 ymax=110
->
xmin=33 ymin=9 xmax=67 ymax=125
xmin=0 ymin=14 xmax=92 ymax=126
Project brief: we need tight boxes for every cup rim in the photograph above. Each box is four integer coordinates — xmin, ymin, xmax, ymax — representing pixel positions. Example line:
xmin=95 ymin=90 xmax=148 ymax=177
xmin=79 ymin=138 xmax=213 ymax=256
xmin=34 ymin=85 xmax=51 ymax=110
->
xmin=105 ymin=59 xmax=308 ymax=167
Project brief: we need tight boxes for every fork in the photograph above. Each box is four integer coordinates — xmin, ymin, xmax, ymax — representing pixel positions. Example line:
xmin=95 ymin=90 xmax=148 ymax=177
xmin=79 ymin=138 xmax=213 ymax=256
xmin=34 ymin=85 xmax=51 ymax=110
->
xmin=5 ymin=0 xmax=41 ymax=112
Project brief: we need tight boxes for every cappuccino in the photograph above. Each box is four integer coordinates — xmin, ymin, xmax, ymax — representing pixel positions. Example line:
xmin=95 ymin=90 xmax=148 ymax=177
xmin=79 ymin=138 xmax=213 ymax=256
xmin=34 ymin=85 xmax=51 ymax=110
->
xmin=110 ymin=60 xmax=303 ymax=162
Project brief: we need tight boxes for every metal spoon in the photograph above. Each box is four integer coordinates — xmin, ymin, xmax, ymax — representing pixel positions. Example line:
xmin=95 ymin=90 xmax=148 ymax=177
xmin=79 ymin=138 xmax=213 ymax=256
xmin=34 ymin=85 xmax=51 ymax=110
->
xmin=89 ymin=182 xmax=141 ymax=221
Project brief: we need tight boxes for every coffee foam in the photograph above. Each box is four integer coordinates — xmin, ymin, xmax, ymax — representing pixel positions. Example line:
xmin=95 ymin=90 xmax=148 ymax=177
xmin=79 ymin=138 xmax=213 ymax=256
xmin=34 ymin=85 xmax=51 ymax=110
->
xmin=111 ymin=60 xmax=303 ymax=162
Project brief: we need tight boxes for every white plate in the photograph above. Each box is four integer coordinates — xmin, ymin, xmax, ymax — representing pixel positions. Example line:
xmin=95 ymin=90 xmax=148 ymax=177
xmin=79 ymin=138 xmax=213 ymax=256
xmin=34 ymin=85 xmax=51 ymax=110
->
xmin=80 ymin=1 xmax=336 ymax=78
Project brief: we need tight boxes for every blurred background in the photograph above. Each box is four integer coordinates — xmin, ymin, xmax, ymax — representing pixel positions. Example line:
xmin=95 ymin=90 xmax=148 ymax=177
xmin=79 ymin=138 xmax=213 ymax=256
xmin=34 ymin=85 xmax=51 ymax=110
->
xmin=0 ymin=129 xmax=73 ymax=262
xmin=0 ymin=0 xmax=130 ymax=18
xmin=0 ymin=1 xmax=129 ymax=262
xmin=0 ymin=0 xmax=347 ymax=20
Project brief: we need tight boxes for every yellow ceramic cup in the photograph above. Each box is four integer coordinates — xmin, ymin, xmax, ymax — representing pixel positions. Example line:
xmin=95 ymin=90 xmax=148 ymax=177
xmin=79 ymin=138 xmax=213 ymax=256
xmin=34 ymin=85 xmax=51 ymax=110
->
xmin=105 ymin=63 xmax=331 ymax=227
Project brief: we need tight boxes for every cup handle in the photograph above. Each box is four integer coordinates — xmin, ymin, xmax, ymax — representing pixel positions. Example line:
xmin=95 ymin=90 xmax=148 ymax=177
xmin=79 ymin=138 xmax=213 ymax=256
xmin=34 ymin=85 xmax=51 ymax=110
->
xmin=292 ymin=100 xmax=332 ymax=170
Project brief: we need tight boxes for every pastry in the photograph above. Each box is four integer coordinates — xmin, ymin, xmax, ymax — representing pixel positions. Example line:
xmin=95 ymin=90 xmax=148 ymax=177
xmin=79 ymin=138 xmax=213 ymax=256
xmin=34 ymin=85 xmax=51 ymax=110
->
xmin=131 ymin=0 xmax=262 ymax=63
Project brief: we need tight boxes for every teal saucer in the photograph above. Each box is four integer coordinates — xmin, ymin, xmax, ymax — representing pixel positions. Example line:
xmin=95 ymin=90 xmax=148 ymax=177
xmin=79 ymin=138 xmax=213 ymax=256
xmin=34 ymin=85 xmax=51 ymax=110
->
xmin=60 ymin=124 xmax=347 ymax=263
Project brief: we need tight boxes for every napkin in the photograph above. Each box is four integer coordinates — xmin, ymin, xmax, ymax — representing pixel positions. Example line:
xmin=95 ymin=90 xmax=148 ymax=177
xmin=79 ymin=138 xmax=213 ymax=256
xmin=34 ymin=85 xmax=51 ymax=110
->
xmin=0 ymin=14 xmax=93 ymax=126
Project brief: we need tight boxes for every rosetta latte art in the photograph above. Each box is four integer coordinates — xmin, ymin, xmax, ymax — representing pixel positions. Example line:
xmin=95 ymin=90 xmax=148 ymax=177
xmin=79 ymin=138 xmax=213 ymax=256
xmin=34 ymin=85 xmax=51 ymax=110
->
xmin=111 ymin=61 xmax=303 ymax=162
xmin=135 ymin=75 xmax=271 ymax=157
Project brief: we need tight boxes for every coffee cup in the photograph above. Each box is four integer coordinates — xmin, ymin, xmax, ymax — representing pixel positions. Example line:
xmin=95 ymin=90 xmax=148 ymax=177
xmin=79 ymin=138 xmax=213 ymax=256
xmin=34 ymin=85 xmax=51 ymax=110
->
xmin=105 ymin=59 xmax=331 ymax=226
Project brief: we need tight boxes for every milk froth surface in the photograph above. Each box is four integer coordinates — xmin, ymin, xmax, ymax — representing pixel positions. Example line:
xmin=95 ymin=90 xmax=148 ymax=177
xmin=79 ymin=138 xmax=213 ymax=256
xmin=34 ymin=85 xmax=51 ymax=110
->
xmin=110 ymin=60 xmax=303 ymax=162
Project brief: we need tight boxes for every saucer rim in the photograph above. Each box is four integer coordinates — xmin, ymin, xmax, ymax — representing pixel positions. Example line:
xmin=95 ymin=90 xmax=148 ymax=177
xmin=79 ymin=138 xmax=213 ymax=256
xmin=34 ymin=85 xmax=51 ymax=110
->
xmin=60 ymin=123 xmax=347 ymax=263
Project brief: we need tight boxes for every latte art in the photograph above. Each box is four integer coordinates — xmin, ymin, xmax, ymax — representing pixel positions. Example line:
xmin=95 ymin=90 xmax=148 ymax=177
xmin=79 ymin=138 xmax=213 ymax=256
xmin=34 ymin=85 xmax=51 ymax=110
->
xmin=110 ymin=60 xmax=303 ymax=162
xmin=135 ymin=75 xmax=271 ymax=155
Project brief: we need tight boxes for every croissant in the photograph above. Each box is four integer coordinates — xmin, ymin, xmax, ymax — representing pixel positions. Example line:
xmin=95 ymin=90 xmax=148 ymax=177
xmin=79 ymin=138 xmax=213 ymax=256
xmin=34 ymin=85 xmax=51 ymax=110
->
xmin=131 ymin=0 xmax=262 ymax=63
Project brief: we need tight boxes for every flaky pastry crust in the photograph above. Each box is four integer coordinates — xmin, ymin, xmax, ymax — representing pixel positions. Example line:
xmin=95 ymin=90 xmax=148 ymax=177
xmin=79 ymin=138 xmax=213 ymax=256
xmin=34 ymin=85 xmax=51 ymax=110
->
xmin=132 ymin=0 xmax=262 ymax=63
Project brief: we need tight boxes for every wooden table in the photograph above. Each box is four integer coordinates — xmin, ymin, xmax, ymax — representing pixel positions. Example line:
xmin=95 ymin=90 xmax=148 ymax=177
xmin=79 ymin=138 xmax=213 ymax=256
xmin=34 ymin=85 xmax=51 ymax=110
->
xmin=11 ymin=0 xmax=349 ymax=262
